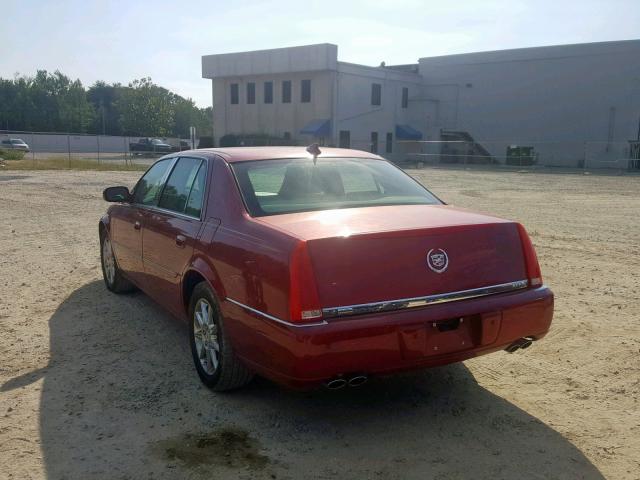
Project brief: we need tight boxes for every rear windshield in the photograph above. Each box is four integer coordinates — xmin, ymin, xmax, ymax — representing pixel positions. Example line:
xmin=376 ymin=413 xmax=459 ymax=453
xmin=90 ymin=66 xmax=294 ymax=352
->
xmin=231 ymin=157 xmax=441 ymax=216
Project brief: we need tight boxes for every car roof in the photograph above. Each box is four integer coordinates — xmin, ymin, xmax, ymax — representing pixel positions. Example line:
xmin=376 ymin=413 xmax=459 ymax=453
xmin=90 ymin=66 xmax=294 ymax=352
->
xmin=177 ymin=146 xmax=385 ymax=163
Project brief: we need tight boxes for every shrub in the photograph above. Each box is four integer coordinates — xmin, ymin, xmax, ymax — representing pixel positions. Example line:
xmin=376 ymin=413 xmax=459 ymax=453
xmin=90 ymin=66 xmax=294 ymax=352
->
xmin=219 ymin=134 xmax=239 ymax=147
xmin=198 ymin=136 xmax=214 ymax=148
xmin=0 ymin=149 xmax=26 ymax=160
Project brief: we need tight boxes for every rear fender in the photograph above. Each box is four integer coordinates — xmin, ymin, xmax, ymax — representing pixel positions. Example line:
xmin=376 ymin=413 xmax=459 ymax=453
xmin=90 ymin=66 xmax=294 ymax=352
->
xmin=181 ymin=255 xmax=226 ymax=319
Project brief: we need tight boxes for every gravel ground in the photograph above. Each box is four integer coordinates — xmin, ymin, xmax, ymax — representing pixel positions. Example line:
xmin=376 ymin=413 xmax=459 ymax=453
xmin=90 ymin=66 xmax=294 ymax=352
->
xmin=0 ymin=168 xmax=638 ymax=479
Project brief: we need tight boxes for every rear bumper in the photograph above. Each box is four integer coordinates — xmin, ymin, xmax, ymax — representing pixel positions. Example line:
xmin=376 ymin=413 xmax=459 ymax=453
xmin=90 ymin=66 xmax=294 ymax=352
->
xmin=223 ymin=286 xmax=554 ymax=389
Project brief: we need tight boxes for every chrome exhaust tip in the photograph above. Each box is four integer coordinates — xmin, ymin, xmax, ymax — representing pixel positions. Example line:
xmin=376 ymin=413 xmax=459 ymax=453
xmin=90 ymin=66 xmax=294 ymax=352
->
xmin=348 ymin=375 xmax=368 ymax=387
xmin=325 ymin=378 xmax=347 ymax=390
xmin=505 ymin=337 xmax=534 ymax=353
xmin=505 ymin=343 xmax=521 ymax=353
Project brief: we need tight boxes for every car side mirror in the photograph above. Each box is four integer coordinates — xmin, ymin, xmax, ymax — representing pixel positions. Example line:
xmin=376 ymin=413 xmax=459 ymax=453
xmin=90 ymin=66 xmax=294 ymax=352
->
xmin=103 ymin=186 xmax=131 ymax=202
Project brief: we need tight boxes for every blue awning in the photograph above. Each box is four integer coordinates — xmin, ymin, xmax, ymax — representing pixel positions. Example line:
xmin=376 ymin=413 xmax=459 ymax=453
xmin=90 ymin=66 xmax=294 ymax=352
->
xmin=300 ymin=119 xmax=331 ymax=137
xmin=395 ymin=124 xmax=423 ymax=140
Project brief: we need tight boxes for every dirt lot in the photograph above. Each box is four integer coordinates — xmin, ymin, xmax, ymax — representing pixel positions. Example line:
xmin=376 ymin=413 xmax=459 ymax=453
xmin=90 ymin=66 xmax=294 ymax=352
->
xmin=1 ymin=168 xmax=638 ymax=479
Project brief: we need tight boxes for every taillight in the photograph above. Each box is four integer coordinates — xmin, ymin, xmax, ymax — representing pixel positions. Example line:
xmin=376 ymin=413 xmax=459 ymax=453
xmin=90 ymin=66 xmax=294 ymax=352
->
xmin=516 ymin=223 xmax=543 ymax=287
xmin=289 ymin=240 xmax=323 ymax=322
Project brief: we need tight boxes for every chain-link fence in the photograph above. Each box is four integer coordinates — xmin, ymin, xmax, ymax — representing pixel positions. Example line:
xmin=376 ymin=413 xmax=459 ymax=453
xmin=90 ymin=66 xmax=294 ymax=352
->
xmin=0 ymin=130 xmax=195 ymax=168
xmin=3 ymin=130 xmax=639 ymax=172
xmin=347 ymin=138 xmax=640 ymax=171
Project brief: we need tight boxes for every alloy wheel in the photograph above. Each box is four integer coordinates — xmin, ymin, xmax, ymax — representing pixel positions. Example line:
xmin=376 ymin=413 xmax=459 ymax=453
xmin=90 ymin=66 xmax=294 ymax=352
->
xmin=102 ymin=237 xmax=116 ymax=285
xmin=193 ymin=298 xmax=220 ymax=375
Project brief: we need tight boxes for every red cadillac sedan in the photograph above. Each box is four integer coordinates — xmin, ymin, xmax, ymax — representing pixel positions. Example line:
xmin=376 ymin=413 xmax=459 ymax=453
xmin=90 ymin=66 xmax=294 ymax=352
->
xmin=99 ymin=146 xmax=553 ymax=391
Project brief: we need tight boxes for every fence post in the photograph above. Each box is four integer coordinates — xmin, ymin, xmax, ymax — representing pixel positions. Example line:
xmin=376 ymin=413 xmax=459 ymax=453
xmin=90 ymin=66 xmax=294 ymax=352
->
xmin=67 ymin=134 xmax=71 ymax=167
xmin=583 ymin=142 xmax=587 ymax=171
xmin=123 ymin=137 xmax=127 ymax=165
xmin=97 ymin=135 xmax=100 ymax=164
xmin=31 ymin=131 xmax=35 ymax=167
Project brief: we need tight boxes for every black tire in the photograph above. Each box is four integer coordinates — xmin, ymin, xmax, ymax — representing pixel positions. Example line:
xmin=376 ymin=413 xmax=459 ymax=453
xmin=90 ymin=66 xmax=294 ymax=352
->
xmin=189 ymin=282 xmax=253 ymax=391
xmin=100 ymin=231 xmax=136 ymax=293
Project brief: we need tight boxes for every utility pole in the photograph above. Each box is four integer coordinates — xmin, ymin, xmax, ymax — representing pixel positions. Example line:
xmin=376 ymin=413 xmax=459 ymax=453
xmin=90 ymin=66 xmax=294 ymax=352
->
xmin=100 ymin=99 xmax=106 ymax=135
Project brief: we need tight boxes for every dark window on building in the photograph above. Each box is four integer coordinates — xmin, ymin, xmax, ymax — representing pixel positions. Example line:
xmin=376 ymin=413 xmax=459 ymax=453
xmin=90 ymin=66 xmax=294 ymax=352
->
xmin=282 ymin=80 xmax=292 ymax=103
xmin=371 ymin=83 xmax=382 ymax=106
xmin=247 ymin=82 xmax=256 ymax=104
xmin=386 ymin=132 xmax=393 ymax=153
xmin=401 ymin=87 xmax=408 ymax=108
xmin=370 ymin=132 xmax=378 ymax=154
xmin=339 ymin=130 xmax=351 ymax=148
xmin=264 ymin=81 xmax=273 ymax=104
xmin=230 ymin=83 xmax=239 ymax=105
xmin=301 ymin=79 xmax=311 ymax=103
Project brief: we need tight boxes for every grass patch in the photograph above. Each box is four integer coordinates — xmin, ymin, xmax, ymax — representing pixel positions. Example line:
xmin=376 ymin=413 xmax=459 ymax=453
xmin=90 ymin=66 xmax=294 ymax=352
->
xmin=0 ymin=149 xmax=26 ymax=160
xmin=0 ymin=157 xmax=147 ymax=171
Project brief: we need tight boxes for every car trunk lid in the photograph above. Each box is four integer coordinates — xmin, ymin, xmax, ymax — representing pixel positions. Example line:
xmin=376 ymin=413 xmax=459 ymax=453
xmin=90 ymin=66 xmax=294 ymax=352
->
xmin=257 ymin=205 xmax=527 ymax=310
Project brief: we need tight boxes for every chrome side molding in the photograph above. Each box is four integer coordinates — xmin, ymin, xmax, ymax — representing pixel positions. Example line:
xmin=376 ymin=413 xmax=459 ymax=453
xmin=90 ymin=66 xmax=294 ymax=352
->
xmin=225 ymin=297 xmax=328 ymax=328
xmin=227 ymin=280 xmax=529 ymax=326
xmin=322 ymin=280 xmax=529 ymax=319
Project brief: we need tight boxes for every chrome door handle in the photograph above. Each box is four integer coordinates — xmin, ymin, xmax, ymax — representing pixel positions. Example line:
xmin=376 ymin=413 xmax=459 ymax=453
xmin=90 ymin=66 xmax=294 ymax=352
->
xmin=134 ymin=221 xmax=141 ymax=230
xmin=175 ymin=235 xmax=186 ymax=247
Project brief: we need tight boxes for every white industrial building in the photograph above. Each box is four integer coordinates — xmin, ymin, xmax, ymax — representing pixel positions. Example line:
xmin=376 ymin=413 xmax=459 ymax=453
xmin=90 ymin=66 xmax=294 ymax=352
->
xmin=202 ymin=40 xmax=640 ymax=168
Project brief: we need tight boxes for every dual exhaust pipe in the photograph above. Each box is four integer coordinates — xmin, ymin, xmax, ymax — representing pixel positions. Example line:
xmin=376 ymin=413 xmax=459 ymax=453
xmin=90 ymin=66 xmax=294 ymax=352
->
xmin=505 ymin=336 xmax=534 ymax=353
xmin=324 ymin=374 xmax=368 ymax=390
xmin=325 ymin=337 xmax=535 ymax=388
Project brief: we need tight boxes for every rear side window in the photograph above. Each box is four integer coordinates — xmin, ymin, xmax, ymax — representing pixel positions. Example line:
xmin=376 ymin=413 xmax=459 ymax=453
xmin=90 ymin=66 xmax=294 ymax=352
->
xmin=158 ymin=157 xmax=204 ymax=216
xmin=133 ymin=158 xmax=173 ymax=205
xmin=185 ymin=164 xmax=206 ymax=218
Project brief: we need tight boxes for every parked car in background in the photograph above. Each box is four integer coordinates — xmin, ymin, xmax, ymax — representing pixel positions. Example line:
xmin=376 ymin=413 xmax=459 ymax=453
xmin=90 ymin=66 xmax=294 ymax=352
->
xmin=129 ymin=138 xmax=173 ymax=155
xmin=99 ymin=146 xmax=554 ymax=391
xmin=1 ymin=138 xmax=30 ymax=152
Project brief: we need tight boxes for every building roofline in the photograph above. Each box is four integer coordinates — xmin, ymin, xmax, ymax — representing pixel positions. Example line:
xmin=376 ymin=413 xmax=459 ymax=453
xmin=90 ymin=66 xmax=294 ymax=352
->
xmin=419 ymin=38 xmax=640 ymax=66
xmin=202 ymin=43 xmax=338 ymax=61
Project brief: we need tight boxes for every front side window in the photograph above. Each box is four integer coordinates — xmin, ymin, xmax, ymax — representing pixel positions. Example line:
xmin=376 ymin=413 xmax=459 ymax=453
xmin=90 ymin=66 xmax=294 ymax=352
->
xmin=158 ymin=157 xmax=204 ymax=215
xmin=301 ymin=79 xmax=311 ymax=103
xmin=247 ymin=82 xmax=256 ymax=104
xmin=231 ymin=157 xmax=441 ymax=216
xmin=133 ymin=158 xmax=173 ymax=206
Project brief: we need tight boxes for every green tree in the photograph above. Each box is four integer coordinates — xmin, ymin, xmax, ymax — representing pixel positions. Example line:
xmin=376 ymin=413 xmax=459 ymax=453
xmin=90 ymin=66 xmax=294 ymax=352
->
xmin=0 ymin=71 xmax=212 ymax=138
xmin=87 ymin=81 xmax=123 ymax=136
xmin=118 ymin=77 xmax=174 ymax=136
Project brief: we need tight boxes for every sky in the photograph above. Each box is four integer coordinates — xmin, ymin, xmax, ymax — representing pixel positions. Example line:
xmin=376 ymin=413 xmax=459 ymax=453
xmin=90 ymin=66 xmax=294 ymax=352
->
xmin=1 ymin=0 xmax=639 ymax=107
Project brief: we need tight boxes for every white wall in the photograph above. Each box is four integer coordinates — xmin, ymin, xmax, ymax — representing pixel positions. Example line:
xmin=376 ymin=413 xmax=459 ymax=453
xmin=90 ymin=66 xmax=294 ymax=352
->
xmin=203 ymin=41 xmax=640 ymax=168
xmin=203 ymin=44 xmax=337 ymax=78
xmin=334 ymin=62 xmax=424 ymax=159
xmin=212 ymin=71 xmax=334 ymax=144
xmin=420 ymin=40 xmax=640 ymax=167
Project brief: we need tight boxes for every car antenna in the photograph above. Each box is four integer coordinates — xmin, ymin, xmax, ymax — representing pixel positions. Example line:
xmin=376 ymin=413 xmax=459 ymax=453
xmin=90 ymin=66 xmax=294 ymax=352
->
xmin=306 ymin=143 xmax=321 ymax=165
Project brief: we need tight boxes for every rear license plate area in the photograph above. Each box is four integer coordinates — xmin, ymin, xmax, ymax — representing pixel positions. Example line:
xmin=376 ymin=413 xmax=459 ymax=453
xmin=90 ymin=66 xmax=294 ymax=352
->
xmin=425 ymin=314 xmax=481 ymax=355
